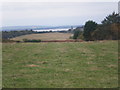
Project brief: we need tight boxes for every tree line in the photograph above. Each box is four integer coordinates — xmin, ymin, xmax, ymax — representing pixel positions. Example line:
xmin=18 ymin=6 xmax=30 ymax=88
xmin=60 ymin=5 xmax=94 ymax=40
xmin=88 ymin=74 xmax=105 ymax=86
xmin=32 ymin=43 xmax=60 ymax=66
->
xmin=73 ymin=12 xmax=120 ymax=41
xmin=2 ymin=30 xmax=36 ymax=39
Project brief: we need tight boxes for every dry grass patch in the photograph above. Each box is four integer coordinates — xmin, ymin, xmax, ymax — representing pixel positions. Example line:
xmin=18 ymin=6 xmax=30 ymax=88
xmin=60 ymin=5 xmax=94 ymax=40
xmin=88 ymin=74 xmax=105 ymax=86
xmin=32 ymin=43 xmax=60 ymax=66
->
xmin=37 ymin=61 xmax=48 ymax=64
xmin=107 ymin=64 xmax=117 ymax=68
xmin=11 ymin=33 xmax=73 ymax=41
xmin=86 ymin=61 xmax=95 ymax=64
xmin=90 ymin=66 xmax=101 ymax=71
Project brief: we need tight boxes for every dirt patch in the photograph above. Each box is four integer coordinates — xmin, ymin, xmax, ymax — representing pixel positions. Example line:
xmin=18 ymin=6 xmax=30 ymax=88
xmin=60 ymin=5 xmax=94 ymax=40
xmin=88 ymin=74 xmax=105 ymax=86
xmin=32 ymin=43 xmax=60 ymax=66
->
xmin=27 ymin=64 xmax=39 ymax=67
xmin=26 ymin=61 xmax=47 ymax=67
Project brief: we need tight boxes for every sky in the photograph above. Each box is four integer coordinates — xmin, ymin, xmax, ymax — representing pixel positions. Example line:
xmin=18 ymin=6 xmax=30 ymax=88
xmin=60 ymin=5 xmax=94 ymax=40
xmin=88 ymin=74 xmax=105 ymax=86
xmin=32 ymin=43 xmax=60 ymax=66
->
xmin=1 ymin=2 xmax=118 ymax=26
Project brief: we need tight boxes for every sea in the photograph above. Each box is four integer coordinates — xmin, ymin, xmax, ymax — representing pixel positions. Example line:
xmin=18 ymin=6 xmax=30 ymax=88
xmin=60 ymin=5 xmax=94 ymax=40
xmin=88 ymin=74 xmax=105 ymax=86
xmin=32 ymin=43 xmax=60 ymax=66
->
xmin=1 ymin=25 xmax=82 ymax=32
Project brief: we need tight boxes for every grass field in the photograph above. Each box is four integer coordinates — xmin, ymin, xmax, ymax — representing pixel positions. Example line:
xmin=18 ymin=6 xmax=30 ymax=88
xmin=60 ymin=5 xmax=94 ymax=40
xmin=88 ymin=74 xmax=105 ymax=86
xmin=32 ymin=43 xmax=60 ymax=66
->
xmin=2 ymin=40 xmax=118 ymax=88
xmin=11 ymin=33 xmax=73 ymax=41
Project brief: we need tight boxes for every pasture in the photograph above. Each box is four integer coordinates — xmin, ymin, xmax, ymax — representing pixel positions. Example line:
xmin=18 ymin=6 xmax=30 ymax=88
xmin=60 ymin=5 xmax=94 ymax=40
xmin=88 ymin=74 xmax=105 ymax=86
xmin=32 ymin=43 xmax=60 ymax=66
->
xmin=11 ymin=33 xmax=73 ymax=41
xmin=2 ymin=40 xmax=118 ymax=88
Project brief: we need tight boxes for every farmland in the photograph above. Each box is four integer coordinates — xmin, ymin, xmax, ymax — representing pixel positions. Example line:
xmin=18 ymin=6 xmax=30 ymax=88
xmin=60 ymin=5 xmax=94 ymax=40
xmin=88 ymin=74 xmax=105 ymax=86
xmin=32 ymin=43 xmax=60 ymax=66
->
xmin=11 ymin=33 xmax=73 ymax=41
xmin=2 ymin=40 xmax=118 ymax=88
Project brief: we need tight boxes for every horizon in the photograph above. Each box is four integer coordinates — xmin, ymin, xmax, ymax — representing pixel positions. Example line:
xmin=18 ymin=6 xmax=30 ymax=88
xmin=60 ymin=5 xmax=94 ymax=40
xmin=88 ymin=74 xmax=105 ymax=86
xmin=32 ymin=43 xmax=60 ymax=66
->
xmin=1 ymin=2 xmax=118 ymax=27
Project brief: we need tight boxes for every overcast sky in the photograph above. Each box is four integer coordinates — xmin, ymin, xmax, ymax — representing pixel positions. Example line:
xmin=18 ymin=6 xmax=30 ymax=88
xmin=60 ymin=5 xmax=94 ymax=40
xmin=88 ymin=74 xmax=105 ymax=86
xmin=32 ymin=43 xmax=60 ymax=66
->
xmin=1 ymin=2 xmax=118 ymax=26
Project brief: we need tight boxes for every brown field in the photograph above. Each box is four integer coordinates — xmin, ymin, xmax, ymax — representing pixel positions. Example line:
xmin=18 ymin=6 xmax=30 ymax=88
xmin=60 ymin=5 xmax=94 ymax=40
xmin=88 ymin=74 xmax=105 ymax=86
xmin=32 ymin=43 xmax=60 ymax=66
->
xmin=11 ymin=32 xmax=73 ymax=41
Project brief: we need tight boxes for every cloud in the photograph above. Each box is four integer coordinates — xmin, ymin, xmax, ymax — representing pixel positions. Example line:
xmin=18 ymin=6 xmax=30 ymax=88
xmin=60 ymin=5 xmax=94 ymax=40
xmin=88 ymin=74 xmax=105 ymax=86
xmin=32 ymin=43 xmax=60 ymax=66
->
xmin=1 ymin=2 xmax=118 ymax=26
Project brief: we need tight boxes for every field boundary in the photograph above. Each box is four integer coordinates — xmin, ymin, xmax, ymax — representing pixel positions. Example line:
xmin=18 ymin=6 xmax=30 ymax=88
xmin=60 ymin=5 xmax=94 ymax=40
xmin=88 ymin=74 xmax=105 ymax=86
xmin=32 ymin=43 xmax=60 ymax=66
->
xmin=2 ymin=39 xmax=84 ymax=43
xmin=41 ymin=40 xmax=83 ymax=42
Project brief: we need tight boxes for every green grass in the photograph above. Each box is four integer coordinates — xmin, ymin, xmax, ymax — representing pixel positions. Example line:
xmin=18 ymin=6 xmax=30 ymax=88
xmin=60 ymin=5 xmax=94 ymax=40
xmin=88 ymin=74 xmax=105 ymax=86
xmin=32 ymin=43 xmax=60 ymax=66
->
xmin=2 ymin=40 xmax=118 ymax=88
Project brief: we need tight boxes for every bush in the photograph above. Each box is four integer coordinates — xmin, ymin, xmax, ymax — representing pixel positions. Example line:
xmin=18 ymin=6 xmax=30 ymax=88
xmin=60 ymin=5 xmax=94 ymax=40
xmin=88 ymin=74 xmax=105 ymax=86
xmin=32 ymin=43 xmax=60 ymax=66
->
xmin=83 ymin=20 xmax=98 ymax=41
xmin=69 ymin=36 xmax=73 ymax=39
xmin=23 ymin=39 xmax=41 ymax=42
xmin=92 ymin=23 xmax=120 ymax=40
xmin=78 ymin=33 xmax=84 ymax=40
xmin=73 ymin=27 xmax=83 ymax=39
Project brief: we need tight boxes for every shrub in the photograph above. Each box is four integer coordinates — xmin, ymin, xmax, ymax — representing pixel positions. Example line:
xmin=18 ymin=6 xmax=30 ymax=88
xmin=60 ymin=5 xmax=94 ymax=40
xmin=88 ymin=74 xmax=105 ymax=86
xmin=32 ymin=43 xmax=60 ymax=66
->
xmin=73 ymin=28 xmax=83 ymax=39
xmin=83 ymin=20 xmax=98 ymax=41
xmin=23 ymin=39 xmax=41 ymax=42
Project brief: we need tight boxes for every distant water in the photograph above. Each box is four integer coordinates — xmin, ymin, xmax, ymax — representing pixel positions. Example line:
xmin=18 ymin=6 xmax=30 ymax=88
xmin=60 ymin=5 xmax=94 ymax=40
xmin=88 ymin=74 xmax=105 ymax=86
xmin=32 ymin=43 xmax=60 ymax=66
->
xmin=1 ymin=25 xmax=82 ymax=31
xmin=33 ymin=28 xmax=71 ymax=32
